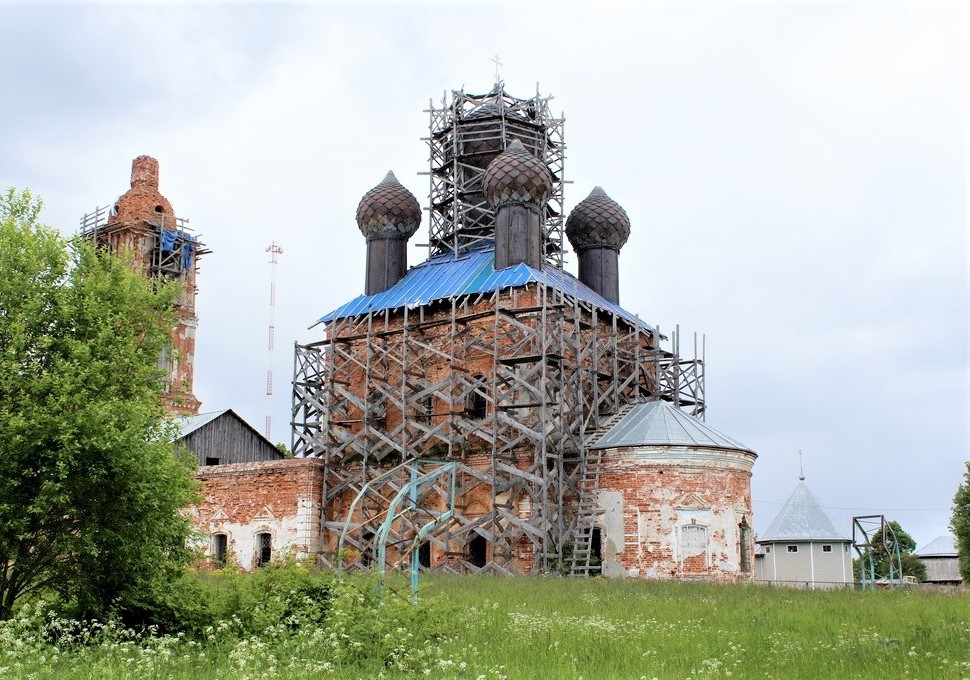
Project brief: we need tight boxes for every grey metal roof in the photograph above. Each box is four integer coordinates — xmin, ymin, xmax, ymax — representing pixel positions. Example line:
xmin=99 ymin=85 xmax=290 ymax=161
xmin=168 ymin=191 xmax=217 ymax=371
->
xmin=589 ymin=400 xmax=755 ymax=453
xmin=916 ymin=535 xmax=958 ymax=557
xmin=758 ymin=481 xmax=850 ymax=542
xmin=175 ymin=409 xmax=230 ymax=439
xmin=317 ymin=243 xmax=652 ymax=330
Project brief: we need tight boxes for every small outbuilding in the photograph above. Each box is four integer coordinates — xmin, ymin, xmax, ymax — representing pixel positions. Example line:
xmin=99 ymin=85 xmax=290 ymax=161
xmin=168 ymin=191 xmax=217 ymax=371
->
xmin=755 ymin=479 xmax=853 ymax=588
xmin=915 ymin=535 xmax=961 ymax=586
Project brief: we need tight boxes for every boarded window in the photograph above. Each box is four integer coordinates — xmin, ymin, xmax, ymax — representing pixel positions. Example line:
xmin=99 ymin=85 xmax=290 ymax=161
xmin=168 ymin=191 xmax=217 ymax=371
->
xmin=681 ymin=524 xmax=708 ymax=568
xmin=787 ymin=545 xmax=798 ymax=553
xmin=739 ymin=523 xmax=752 ymax=573
xmin=212 ymin=534 xmax=227 ymax=566
xmin=256 ymin=532 xmax=272 ymax=567
xmin=416 ymin=394 xmax=434 ymax=424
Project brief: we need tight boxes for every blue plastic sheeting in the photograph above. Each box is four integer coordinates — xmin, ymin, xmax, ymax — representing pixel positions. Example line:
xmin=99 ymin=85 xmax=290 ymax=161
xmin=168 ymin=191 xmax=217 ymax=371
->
xmin=182 ymin=243 xmax=193 ymax=269
xmin=317 ymin=245 xmax=652 ymax=331
xmin=160 ymin=229 xmax=178 ymax=252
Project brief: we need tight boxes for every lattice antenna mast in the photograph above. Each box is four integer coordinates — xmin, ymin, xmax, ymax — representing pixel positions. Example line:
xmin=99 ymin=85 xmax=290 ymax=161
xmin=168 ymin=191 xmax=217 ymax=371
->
xmin=265 ymin=242 xmax=283 ymax=439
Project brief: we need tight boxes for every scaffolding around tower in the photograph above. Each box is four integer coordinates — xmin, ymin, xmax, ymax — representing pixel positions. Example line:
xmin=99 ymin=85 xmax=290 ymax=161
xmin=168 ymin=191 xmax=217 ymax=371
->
xmin=425 ymin=83 xmax=566 ymax=269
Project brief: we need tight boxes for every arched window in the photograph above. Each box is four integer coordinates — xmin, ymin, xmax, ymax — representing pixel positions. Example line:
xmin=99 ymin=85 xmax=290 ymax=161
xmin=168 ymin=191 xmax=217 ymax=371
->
xmin=418 ymin=541 xmax=432 ymax=569
xmin=255 ymin=532 xmax=272 ymax=567
xmin=468 ymin=376 xmax=488 ymax=420
xmin=468 ymin=534 xmax=487 ymax=568
xmin=361 ymin=531 xmax=375 ymax=568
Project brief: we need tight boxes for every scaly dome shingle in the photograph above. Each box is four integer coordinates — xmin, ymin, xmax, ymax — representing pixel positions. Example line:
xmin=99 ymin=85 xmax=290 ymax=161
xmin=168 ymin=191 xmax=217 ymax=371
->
xmin=482 ymin=140 xmax=553 ymax=208
xmin=565 ymin=186 xmax=631 ymax=251
xmin=355 ymin=171 xmax=421 ymax=239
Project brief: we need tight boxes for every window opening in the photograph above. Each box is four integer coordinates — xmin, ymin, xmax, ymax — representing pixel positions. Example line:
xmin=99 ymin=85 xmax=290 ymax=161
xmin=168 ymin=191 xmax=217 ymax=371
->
xmin=361 ymin=531 xmax=375 ymax=567
xmin=468 ymin=534 xmax=487 ymax=568
xmin=256 ymin=532 xmax=272 ymax=567
xmin=787 ymin=545 xmax=798 ymax=553
xmin=212 ymin=534 xmax=227 ymax=566
xmin=468 ymin=376 xmax=487 ymax=420
xmin=205 ymin=457 xmax=220 ymax=466
xmin=822 ymin=544 xmax=832 ymax=553
xmin=418 ymin=541 xmax=431 ymax=569
xmin=590 ymin=527 xmax=603 ymax=574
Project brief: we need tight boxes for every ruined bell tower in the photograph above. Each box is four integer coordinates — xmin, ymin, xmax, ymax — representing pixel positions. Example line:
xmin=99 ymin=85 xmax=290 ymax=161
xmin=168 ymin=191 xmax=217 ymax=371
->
xmin=80 ymin=156 xmax=207 ymax=416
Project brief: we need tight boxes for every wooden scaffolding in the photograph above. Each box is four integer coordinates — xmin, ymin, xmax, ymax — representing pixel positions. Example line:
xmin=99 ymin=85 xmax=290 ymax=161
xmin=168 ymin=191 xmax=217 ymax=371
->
xmin=291 ymin=84 xmax=704 ymax=576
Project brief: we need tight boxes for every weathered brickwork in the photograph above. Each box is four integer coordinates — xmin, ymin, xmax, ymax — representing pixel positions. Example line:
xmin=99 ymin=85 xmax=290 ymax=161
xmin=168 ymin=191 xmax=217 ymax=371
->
xmin=93 ymin=156 xmax=202 ymax=416
xmin=595 ymin=445 xmax=755 ymax=581
xmin=194 ymin=459 xmax=325 ymax=570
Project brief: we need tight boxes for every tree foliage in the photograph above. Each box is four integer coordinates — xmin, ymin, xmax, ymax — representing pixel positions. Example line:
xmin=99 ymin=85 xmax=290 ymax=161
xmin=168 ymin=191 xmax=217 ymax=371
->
xmin=0 ymin=188 xmax=198 ymax=620
xmin=951 ymin=461 xmax=970 ymax=583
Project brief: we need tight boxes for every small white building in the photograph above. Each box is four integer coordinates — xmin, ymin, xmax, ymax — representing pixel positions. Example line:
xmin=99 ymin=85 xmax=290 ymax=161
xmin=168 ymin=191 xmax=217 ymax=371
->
xmin=755 ymin=479 xmax=853 ymax=588
xmin=916 ymin=535 xmax=961 ymax=586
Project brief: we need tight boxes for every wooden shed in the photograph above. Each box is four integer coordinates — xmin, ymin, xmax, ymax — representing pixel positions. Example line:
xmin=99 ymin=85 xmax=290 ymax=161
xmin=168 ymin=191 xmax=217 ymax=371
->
xmin=176 ymin=409 xmax=285 ymax=467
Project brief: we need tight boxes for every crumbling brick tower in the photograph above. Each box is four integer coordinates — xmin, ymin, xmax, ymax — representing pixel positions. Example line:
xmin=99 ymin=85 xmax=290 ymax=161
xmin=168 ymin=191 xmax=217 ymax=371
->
xmin=80 ymin=156 xmax=207 ymax=416
xmin=292 ymin=84 xmax=705 ymax=575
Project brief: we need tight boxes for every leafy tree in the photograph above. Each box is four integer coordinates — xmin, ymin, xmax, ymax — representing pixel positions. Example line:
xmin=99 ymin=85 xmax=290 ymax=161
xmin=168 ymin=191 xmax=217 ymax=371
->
xmin=951 ymin=462 xmax=970 ymax=583
xmin=0 ymin=189 xmax=198 ymax=621
xmin=854 ymin=519 xmax=927 ymax=582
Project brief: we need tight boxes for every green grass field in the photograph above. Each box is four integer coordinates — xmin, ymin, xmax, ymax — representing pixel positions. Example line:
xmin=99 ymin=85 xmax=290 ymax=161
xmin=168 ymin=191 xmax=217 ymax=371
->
xmin=2 ymin=572 xmax=967 ymax=679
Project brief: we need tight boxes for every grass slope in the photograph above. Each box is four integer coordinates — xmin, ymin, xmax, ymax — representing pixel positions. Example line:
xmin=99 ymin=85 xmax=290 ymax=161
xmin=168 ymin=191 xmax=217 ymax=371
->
xmin=2 ymin=573 xmax=967 ymax=679
xmin=428 ymin=576 xmax=969 ymax=679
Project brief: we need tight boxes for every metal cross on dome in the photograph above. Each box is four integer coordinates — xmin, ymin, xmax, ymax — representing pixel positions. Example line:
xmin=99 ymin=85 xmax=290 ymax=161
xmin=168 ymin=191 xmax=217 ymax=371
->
xmin=491 ymin=54 xmax=503 ymax=84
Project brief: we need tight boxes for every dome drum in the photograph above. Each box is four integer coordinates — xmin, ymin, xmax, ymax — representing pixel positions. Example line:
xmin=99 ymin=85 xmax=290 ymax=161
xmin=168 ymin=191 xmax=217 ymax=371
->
xmin=566 ymin=187 xmax=631 ymax=303
xmin=356 ymin=172 xmax=421 ymax=295
xmin=483 ymin=140 xmax=553 ymax=270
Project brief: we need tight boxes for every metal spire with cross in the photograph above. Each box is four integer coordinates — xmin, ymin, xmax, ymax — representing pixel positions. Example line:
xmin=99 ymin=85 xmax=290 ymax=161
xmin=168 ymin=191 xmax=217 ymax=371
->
xmin=798 ymin=449 xmax=805 ymax=481
xmin=491 ymin=54 xmax=503 ymax=86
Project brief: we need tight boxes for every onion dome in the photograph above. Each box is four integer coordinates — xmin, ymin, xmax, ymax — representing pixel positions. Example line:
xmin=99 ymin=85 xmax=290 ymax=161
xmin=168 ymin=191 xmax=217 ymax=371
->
xmin=355 ymin=171 xmax=422 ymax=239
xmin=565 ymin=186 xmax=631 ymax=251
xmin=482 ymin=140 xmax=553 ymax=208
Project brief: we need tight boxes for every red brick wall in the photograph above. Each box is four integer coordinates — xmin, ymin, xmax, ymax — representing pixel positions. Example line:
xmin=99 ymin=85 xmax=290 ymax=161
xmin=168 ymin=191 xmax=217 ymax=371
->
xmin=195 ymin=458 xmax=325 ymax=570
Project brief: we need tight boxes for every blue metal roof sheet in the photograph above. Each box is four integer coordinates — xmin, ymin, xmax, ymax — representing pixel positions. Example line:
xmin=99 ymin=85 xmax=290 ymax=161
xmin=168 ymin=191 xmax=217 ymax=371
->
xmin=318 ymin=245 xmax=652 ymax=330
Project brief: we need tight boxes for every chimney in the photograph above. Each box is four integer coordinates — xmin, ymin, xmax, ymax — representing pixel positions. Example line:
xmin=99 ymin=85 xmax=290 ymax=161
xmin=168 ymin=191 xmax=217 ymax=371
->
xmin=131 ymin=155 xmax=160 ymax=189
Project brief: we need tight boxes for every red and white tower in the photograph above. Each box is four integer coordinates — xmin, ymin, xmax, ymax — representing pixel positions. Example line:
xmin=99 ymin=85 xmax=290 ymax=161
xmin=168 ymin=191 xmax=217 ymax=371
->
xmin=265 ymin=242 xmax=283 ymax=439
xmin=80 ymin=156 xmax=207 ymax=416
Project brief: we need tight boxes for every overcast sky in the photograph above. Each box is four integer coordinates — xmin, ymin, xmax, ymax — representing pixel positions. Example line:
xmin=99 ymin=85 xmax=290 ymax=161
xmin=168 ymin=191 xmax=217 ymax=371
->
xmin=1 ymin=1 xmax=966 ymax=549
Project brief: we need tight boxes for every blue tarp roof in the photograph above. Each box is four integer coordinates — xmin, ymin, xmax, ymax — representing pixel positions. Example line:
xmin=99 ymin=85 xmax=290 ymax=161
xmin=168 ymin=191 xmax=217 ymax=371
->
xmin=317 ymin=245 xmax=652 ymax=330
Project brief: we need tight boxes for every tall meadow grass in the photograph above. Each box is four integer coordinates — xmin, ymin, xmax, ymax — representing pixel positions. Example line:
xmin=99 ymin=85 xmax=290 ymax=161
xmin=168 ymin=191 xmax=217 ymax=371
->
xmin=0 ymin=568 xmax=966 ymax=679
